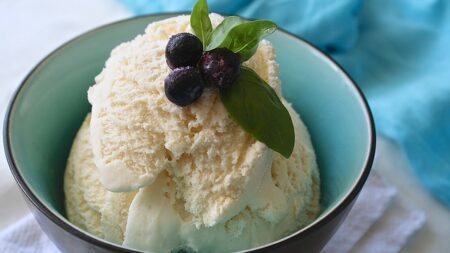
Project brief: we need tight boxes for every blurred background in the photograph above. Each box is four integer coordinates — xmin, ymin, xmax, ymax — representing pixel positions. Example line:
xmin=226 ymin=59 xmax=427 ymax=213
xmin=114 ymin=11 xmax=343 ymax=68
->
xmin=0 ymin=0 xmax=449 ymax=252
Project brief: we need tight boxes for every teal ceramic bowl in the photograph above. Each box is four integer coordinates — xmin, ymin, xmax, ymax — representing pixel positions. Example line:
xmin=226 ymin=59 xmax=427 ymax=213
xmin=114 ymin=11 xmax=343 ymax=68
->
xmin=4 ymin=14 xmax=375 ymax=253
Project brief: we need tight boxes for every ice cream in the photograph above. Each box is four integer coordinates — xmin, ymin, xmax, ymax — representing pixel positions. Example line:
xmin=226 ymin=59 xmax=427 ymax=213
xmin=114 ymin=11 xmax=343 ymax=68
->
xmin=64 ymin=114 xmax=136 ymax=243
xmin=65 ymin=14 xmax=320 ymax=253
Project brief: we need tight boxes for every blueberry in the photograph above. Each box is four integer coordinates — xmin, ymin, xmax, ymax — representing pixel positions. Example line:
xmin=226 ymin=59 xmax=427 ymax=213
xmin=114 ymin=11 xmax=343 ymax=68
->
xmin=165 ymin=67 xmax=204 ymax=106
xmin=198 ymin=48 xmax=240 ymax=89
xmin=166 ymin=33 xmax=203 ymax=69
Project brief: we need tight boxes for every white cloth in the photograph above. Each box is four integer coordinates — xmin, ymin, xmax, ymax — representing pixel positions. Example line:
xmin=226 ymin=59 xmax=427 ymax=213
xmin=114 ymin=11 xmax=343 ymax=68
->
xmin=0 ymin=216 xmax=58 ymax=253
xmin=0 ymin=172 xmax=425 ymax=253
xmin=322 ymin=173 xmax=425 ymax=253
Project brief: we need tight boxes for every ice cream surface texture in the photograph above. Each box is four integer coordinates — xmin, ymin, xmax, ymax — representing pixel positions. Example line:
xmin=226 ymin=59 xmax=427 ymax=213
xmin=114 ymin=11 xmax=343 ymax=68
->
xmin=65 ymin=14 xmax=320 ymax=253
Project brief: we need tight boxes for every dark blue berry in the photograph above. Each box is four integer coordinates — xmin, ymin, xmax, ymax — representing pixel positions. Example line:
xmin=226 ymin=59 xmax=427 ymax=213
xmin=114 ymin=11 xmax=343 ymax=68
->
xmin=166 ymin=33 xmax=203 ymax=69
xmin=165 ymin=67 xmax=204 ymax=106
xmin=198 ymin=48 xmax=240 ymax=89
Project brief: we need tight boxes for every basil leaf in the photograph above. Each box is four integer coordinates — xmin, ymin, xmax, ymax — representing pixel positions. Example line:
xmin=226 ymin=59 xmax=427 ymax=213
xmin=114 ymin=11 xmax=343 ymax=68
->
xmin=238 ymin=44 xmax=258 ymax=62
xmin=220 ymin=66 xmax=295 ymax=158
xmin=205 ymin=16 xmax=244 ymax=51
xmin=190 ymin=0 xmax=212 ymax=48
xmin=219 ymin=20 xmax=276 ymax=58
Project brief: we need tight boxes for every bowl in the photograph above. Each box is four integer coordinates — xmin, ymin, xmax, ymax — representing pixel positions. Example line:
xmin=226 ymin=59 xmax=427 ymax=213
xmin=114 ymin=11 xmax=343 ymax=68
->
xmin=3 ymin=13 xmax=375 ymax=253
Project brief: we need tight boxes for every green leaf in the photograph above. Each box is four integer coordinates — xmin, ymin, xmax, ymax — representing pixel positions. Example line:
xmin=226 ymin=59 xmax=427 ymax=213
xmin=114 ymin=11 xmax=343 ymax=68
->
xmin=190 ymin=0 xmax=212 ymax=48
xmin=218 ymin=20 xmax=276 ymax=60
xmin=220 ymin=66 xmax=295 ymax=158
xmin=238 ymin=44 xmax=258 ymax=62
xmin=205 ymin=16 xmax=244 ymax=51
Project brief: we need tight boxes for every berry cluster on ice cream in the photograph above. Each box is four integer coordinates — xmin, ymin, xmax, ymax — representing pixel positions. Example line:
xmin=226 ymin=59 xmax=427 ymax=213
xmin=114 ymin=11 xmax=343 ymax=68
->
xmin=64 ymin=1 xmax=320 ymax=252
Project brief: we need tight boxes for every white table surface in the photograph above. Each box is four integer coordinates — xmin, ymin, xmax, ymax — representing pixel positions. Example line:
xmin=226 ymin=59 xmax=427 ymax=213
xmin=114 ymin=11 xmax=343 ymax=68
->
xmin=0 ymin=1 xmax=449 ymax=252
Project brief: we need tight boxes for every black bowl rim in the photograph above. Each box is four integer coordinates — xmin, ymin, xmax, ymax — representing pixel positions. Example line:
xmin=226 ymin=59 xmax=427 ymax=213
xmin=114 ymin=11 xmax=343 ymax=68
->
xmin=3 ymin=12 xmax=376 ymax=253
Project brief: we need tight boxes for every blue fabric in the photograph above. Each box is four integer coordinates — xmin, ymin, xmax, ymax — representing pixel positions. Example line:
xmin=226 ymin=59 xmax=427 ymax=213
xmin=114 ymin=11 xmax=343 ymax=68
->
xmin=120 ymin=0 xmax=450 ymax=207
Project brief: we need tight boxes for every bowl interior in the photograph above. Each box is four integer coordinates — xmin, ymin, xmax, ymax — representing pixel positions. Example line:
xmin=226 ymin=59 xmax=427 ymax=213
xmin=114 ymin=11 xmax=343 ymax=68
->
xmin=6 ymin=14 xmax=372 ymax=242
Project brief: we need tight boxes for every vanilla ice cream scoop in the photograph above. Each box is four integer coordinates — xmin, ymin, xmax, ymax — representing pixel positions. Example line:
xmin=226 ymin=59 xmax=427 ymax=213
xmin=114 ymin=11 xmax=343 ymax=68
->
xmin=65 ymin=13 xmax=320 ymax=253
xmin=64 ymin=114 xmax=136 ymax=241
xmin=65 ymin=108 xmax=319 ymax=253
xmin=88 ymin=14 xmax=292 ymax=227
